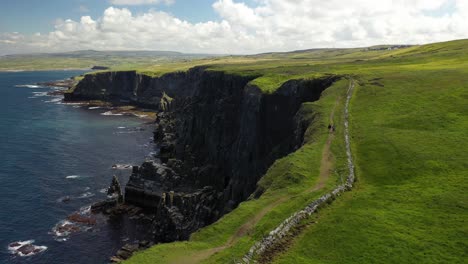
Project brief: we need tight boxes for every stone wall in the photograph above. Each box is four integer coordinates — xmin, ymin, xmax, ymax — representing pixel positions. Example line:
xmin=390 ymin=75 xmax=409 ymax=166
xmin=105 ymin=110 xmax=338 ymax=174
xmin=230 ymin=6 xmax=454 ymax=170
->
xmin=239 ymin=80 xmax=356 ymax=263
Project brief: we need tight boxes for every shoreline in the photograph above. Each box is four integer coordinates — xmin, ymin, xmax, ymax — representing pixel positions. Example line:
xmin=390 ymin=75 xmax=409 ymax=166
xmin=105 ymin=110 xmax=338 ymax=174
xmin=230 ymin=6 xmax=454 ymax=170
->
xmin=37 ymin=77 xmax=157 ymax=122
xmin=72 ymin=101 xmax=157 ymax=121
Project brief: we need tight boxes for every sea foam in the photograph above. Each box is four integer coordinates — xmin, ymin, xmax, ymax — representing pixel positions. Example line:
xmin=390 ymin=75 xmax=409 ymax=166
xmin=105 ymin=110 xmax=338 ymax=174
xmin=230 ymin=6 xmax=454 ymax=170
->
xmin=8 ymin=240 xmax=47 ymax=257
xmin=15 ymin=84 xmax=44 ymax=89
xmin=101 ymin=111 xmax=123 ymax=116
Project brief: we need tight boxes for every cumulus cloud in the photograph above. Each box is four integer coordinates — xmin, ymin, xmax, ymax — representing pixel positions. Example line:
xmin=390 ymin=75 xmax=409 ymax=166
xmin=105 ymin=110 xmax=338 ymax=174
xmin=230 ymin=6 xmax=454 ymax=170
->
xmin=109 ymin=0 xmax=175 ymax=5
xmin=1 ymin=0 xmax=467 ymax=55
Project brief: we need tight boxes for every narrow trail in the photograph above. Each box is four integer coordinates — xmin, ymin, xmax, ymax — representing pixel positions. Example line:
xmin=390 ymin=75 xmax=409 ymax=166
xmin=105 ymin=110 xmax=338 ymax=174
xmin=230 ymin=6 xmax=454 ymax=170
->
xmin=171 ymin=88 xmax=345 ymax=264
xmin=238 ymin=79 xmax=356 ymax=263
xmin=173 ymin=196 xmax=289 ymax=264
xmin=310 ymin=97 xmax=339 ymax=193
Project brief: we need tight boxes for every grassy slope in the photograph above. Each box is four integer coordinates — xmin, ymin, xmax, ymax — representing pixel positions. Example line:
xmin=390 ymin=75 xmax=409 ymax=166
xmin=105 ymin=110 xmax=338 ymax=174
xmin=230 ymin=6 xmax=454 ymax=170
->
xmin=273 ymin=67 xmax=468 ymax=263
xmin=124 ymin=39 xmax=468 ymax=263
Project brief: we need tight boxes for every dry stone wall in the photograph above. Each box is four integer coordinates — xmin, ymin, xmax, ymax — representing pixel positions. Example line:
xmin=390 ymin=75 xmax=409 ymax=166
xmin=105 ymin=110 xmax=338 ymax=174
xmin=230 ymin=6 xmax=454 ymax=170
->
xmin=239 ymin=80 xmax=356 ymax=263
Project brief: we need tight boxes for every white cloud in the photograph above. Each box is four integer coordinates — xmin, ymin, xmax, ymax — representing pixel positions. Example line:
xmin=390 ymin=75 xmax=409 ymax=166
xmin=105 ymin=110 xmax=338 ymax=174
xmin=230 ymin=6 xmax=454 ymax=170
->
xmin=109 ymin=0 xmax=175 ymax=5
xmin=1 ymin=0 xmax=467 ymax=55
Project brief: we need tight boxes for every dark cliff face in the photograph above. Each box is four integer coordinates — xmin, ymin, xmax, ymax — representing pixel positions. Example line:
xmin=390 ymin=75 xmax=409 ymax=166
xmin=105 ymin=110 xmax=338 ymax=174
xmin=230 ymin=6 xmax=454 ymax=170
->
xmin=67 ymin=68 xmax=338 ymax=242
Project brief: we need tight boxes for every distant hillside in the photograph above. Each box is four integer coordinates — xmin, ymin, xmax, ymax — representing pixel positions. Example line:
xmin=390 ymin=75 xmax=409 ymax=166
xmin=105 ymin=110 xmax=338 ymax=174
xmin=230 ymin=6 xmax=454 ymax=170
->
xmin=0 ymin=50 xmax=217 ymax=71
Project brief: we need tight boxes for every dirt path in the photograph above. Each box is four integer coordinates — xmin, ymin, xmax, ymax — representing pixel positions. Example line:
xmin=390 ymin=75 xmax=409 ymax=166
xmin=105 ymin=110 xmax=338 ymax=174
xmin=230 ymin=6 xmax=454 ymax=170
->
xmin=172 ymin=196 xmax=290 ymax=264
xmin=170 ymin=96 xmax=342 ymax=264
xmin=309 ymin=97 xmax=339 ymax=193
xmin=237 ymin=80 xmax=356 ymax=264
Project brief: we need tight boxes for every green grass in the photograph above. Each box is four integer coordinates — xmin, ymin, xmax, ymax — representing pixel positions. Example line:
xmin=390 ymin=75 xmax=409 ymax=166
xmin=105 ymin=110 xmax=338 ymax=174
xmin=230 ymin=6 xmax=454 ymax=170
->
xmin=272 ymin=68 xmax=468 ymax=263
xmin=126 ymin=78 xmax=350 ymax=264
xmin=0 ymin=50 xmax=212 ymax=71
xmin=114 ymin=39 xmax=468 ymax=263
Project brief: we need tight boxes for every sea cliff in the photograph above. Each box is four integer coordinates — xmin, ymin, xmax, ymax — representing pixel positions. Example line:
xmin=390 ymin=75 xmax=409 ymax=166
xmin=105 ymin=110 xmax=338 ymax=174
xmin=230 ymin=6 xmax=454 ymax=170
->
xmin=65 ymin=67 xmax=338 ymax=243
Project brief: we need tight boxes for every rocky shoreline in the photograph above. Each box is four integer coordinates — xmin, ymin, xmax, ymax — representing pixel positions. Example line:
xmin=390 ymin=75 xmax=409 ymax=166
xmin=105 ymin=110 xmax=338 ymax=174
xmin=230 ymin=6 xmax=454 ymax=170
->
xmin=40 ymin=78 xmax=157 ymax=120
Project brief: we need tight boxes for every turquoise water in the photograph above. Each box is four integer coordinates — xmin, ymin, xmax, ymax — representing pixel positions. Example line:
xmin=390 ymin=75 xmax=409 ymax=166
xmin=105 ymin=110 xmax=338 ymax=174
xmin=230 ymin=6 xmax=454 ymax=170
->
xmin=0 ymin=71 xmax=155 ymax=263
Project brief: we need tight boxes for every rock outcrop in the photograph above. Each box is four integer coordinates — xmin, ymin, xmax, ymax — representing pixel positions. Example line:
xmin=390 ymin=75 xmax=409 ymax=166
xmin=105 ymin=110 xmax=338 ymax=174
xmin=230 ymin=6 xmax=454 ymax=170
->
xmin=108 ymin=175 xmax=123 ymax=203
xmin=65 ymin=67 xmax=339 ymax=243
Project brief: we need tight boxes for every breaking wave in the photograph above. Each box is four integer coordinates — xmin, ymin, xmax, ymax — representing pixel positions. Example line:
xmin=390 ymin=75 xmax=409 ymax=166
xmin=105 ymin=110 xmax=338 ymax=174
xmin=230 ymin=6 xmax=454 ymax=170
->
xmin=77 ymin=192 xmax=95 ymax=199
xmin=8 ymin=240 xmax=47 ymax=257
xmin=15 ymin=84 xmax=45 ymax=89
xmin=101 ymin=111 xmax=123 ymax=116
xmin=65 ymin=175 xmax=81 ymax=179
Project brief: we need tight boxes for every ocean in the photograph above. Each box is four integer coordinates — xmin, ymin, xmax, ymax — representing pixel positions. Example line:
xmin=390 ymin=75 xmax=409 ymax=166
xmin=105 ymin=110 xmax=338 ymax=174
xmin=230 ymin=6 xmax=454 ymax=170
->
xmin=0 ymin=71 xmax=156 ymax=263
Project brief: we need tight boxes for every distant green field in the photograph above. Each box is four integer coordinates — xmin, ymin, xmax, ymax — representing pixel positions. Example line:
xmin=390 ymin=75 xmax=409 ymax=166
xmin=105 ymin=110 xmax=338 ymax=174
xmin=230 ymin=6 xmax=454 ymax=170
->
xmin=0 ymin=50 xmax=213 ymax=71
xmin=120 ymin=39 xmax=468 ymax=263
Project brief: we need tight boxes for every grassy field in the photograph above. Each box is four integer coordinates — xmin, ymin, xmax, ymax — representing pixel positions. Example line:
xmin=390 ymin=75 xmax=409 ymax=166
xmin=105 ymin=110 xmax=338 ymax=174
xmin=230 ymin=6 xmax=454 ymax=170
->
xmin=119 ymin=39 xmax=468 ymax=263
xmin=273 ymin=69 xmax=468 ymax=264
xmin=0 ymin=50 xmax=212 ymax=71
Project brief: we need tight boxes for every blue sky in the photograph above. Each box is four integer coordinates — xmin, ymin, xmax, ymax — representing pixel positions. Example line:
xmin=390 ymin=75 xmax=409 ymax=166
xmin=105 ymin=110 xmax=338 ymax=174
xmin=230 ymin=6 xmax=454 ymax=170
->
xmin=0 ymin=0 xmax=256 ymax=34
xmin=0 ymin=0 xmax=466 ymax=55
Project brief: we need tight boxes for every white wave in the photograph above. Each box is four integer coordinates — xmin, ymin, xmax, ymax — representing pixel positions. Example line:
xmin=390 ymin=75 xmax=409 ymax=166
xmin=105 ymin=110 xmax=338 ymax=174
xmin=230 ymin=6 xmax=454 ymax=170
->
xmin=61 ymin=102 xmax=86 ymax=105
xmin=114 ymin=131 xmax=136 ymax=134
xmin=78 ymin=192 xmax=95 ymax=199
xmin=8 ymin=240 xmax=47 ymax=257
xmin=101 ymin=111 xmax=123 ymax=116
xmin=32 ymin=92 xmax=48 ymax=97
xmin=51 ymin=220 xmax=74 ymax=237
xmin=117 ymin=126 xmax=126 ymax=129
xmin=8 ymin=240 xmax=34 ymax=251
xmin=17 ymin=245 xmax=47 ymax=257
xmin=112 ymin=164 xmax=132 ymax=170
xmin=15 ymin=84 xmax=45 ymax=89
xmin=133 ymin=113 xmax=148 ymax=118
xmin=88 ymin=106 xmax=101 ymax=110
xmin=79 ymin=205 xmax=91 ymax=214
xmin=99 ymin=188 xmax=108 ymax=194
xmin=65 ymin=175 xmax=80 ymax=179
xmin=83 ymin=226 xmax=93 ymax=232
xmin=57 ymin=196 xmax=71 ymax=203
xmin=44 ymin=98 xmax=62 ymax=103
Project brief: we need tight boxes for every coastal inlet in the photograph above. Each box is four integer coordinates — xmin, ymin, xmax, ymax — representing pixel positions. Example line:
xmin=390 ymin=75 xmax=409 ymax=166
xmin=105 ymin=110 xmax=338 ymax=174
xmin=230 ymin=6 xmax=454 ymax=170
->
xmin=0 ymin=71 xmax=157 ymax=264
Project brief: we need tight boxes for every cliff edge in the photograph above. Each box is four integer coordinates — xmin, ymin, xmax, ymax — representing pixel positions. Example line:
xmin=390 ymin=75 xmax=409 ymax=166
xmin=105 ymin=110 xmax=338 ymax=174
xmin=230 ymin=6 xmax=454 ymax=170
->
xmin=65 ymin=67 xmax=339 ymax=243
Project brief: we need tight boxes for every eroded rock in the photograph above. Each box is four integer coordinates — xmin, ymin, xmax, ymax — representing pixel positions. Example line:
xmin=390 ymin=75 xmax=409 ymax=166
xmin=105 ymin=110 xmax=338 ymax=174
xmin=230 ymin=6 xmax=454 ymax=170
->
xmin=66 ymin=68 xmax=339 ymax=245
